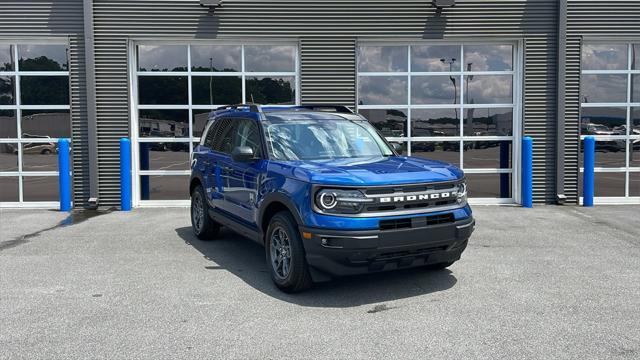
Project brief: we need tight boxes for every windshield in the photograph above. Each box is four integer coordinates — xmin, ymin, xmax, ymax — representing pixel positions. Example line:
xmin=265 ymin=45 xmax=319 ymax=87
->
xmin=262 ymin=119 xmax=394 ymax=160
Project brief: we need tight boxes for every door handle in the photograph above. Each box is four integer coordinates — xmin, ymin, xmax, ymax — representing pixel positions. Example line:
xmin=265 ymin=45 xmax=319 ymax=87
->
xmin=222 ymin=166 xmax=233 ymax=172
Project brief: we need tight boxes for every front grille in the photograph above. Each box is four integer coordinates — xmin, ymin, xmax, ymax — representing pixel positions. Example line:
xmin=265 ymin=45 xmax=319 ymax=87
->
xmin=379 ymin=213 xmax=455 ymax=230
xmin=364 ymin=182 xmax=454 ymax=196
xmin=360 ymin=180 xmax=461 ymax=215
xmin=365 ymin=199 xmax=458 ymax=213
xmin=313 ymin=180 xmax=464 ymax=218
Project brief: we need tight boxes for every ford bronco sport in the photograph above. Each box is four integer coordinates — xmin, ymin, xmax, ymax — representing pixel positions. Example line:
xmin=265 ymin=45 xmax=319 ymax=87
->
xmin=190 ymin=104 xmax=474 ymax=293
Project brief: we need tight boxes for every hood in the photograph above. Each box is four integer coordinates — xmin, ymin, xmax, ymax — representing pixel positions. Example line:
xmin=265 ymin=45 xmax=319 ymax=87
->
xmin=269 ymin=156 xmax=463 ymax=186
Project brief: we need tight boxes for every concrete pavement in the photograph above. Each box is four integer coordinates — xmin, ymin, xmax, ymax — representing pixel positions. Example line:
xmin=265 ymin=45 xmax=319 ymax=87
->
xmin=0 ymin=205 xmax=639 ymax=359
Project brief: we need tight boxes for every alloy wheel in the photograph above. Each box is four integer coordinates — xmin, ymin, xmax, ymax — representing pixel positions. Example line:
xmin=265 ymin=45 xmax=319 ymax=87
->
xmin=270 ymin=226 xmax=292 ymax=279
xmin=192 ymin=191 xmax=204 ymax=233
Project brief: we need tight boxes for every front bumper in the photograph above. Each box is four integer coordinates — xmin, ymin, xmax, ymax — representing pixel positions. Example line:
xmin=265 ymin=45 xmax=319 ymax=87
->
xmin=300 ymin=216 xmax=474 ymax=277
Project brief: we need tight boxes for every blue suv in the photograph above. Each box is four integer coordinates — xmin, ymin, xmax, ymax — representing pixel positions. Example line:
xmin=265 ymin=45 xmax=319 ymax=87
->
xmin=190 ymin=104 xmax=474 ymax=292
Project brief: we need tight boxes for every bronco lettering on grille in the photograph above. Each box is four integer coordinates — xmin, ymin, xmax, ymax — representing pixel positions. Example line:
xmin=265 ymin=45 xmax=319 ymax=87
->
xmin=379 ymin=192 xmax=452 ymax=203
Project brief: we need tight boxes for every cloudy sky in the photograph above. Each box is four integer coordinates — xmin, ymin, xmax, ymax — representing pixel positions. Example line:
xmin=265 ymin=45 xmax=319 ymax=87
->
xmin=137 ymin=44 xmax=296 ymax=72
xmin=582 ymin=43 xmax=629 ymax=71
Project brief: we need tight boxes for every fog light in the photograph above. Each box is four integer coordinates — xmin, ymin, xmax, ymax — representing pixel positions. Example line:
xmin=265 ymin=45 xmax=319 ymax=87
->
xmin=320 ymin=237 xmax=343 ymax=249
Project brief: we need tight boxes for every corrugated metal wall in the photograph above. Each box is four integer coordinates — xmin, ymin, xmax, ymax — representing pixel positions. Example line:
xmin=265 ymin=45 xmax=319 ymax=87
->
xmin=299 ymin=38 xmax=356 ymax=106
xmin=565 ymin=1 xmax=640 ymax=204
xmin=0 ymin=0 xmax=89 ymax=207
xmin=91 ymin=0 xmax=558 ymax=206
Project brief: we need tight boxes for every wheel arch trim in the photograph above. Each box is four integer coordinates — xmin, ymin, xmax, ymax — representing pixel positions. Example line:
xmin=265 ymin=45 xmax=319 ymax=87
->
xmin=258 ymin=192 xmax=304 ymax=234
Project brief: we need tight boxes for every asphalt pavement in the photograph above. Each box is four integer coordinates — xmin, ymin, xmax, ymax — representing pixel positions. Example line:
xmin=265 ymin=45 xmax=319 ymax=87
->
xmin=0 ymin=205 xmax=639 ymax=359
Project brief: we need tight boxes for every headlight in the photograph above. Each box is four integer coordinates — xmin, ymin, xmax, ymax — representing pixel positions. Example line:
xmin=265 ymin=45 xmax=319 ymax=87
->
xmin=454 ymin=182 xmax=467 ymax=204
xmin=314 ymin=189 xmax=373 ymax=214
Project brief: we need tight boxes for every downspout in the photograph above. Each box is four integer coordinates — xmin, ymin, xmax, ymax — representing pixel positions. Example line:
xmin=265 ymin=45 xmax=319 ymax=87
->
xmin=83 ymin=0 xmax=99 ymax=209
xmin=556 ymin=0 xmax=568 ymax=204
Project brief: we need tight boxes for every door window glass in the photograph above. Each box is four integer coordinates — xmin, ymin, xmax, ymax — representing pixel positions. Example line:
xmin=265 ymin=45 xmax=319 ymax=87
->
xmin=134 ymin=43 xmax=298 ymax=202
xmin=233 ymin=119 xmax=262 ymax=158
xmin=580 ymin=42 xmax=640 ymax=199
xmin=357 ymin=43 xmax=516 ymax=200
xmin=211 ymin=118 xmax=237 ymax=154
xmin=0 ymin=42 xmax=69 ymax=205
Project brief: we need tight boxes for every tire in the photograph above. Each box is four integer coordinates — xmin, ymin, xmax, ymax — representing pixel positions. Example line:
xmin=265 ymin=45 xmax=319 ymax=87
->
xmin=41 ymin=149 xmax=52 ymax=155
xmin=265 ymin=211 xmax=313 ymax=293
xmin=424 ymin=261 xmax=455 ymax=271
xmin=190 ymin=185 xmax=220 ymax=240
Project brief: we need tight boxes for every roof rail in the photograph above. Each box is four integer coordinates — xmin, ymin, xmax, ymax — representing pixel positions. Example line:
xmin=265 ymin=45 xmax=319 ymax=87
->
xmin=296 ymin=105 xmax=354 ymax=114
xmin=215 ymin=103 xmax=262 ymax=113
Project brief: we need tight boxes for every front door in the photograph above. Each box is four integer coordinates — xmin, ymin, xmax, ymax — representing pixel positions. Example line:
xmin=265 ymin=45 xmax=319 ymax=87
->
xmin=222 ymin=118 xmax=265 ymax=225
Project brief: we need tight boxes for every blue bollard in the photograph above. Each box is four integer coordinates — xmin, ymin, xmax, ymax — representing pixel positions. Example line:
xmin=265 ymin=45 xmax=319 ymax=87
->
xmin=583 ymin=136 xmax=595 ymax=207
xmin=120 ymin=138 xmax=132 ymax=211
xmin=522 ymin=137 xmax=533 ymax=208
xmin=58 ymin=138 xmax=71 ymax=212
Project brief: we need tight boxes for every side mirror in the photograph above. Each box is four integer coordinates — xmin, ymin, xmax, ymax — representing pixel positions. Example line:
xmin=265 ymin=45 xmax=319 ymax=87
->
xmin=390 ymin=142 xmax=402 ymax=153
xmin=231 ymin=146 xmax=255 ymax=162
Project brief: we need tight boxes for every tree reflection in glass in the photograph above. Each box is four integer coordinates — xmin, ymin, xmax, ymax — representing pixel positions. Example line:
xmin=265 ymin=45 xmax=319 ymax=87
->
xmin=18 ymin=45 xmax=68 ymax=71
xmin=246 ymin=77 xmax=295 ymax=105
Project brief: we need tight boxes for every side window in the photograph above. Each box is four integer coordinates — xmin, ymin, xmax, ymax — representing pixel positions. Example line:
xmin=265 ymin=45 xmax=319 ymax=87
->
xmin=202 ymin=121 xmax=216 ymax=148
xmin=211 ymin=117 xmax=237 ymax=154
xmin=233 ymin=119 xmax=263 ymax=158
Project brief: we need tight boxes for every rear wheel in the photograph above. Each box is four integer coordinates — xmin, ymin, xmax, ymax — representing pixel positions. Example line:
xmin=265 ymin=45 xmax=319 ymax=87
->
xmin=191 ymin=185 xmax=220 ymax=240
xmin=265 ymin=211 xmax=313 ymax=293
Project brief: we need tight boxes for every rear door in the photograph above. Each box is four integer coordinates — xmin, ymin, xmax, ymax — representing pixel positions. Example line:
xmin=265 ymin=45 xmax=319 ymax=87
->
xmin=195 ymin=117 xmax=235 ymax=211
xmin=208 ymin=117 xmax=238 ymax=213
xmin=194 ymin=119 xmax=219 ymax=207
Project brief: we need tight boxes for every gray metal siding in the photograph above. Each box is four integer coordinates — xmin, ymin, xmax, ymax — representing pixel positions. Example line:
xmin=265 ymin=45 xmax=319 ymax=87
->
xmin=93 ymin=0 xmax=558 ymax=205
xmin=0 ymin=0 xmax=89 ymax=207
xmin=566 ymin=1 xmax=640 ymax=203
xmin=564 ymin=35 xmax=581 ymax=204
xmin=524 ymin=34 xmax=559 ymax=203
xmin=300 ymin=38 xmax=356 ymax=106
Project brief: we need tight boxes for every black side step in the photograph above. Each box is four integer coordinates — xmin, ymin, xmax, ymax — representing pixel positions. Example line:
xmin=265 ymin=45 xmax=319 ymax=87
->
xmin=208 ymin=208 xmax=263 ymax=244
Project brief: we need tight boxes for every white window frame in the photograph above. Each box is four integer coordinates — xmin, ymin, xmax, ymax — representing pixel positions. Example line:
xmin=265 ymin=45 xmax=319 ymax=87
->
xmin=356 ymin=40 xmax=523 ymax=205
xmin=579 ymin=41 xmax=640 ymax=204
xmin=129 ymin=40 xmax=300 ymax=207
xmin=0 ymin=38 xmax=71 ymax=208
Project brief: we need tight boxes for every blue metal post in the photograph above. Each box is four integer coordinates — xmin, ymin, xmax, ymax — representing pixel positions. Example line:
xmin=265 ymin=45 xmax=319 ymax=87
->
xmin=120 ymin=138 xmax=132 ymax=211
xmin=58 ymin=138 xmax=71 ymax=212
xmin=522 ymin=137 xmax=533 ymax=208
xmin=583 ymin=136 xmax=595 ymax=207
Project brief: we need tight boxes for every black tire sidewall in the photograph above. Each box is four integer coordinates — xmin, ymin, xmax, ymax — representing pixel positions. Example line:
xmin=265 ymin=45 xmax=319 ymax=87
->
xmin=265 ymin=212 xmax=310 ymax=291
xmin=191 ymin=186 xmax=205 ymax=236
xmin=191 ymin=185 xmax=219 ymax=240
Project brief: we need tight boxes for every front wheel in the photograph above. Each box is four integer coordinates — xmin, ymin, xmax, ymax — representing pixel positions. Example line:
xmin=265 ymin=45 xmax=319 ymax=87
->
xmin=265 ymin=212 xmax=313 ymax=293
xmin=191 ymin=185 xmax=220 ymax=240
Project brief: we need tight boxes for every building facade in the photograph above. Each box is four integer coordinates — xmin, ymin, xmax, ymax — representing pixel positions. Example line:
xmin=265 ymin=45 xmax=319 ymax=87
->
xmin=0 ymin=0 xmax=638 ymax=209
